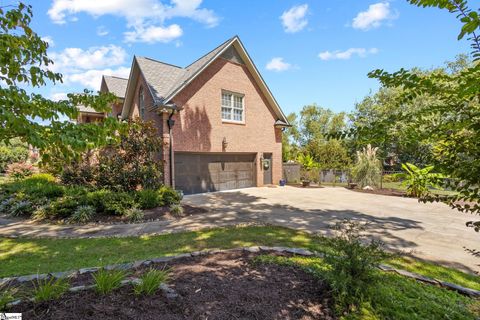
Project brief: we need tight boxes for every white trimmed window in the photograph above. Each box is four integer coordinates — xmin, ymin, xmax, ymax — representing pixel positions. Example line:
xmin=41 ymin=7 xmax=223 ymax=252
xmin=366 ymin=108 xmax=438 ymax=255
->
xmin=221 ymin=92 xmax=244 ymax=122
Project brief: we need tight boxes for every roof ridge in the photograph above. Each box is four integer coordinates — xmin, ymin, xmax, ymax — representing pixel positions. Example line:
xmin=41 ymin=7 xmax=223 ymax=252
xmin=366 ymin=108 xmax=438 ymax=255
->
xmin=185 ymin=36 xmax=237 ymax=69
xmin=137 ymin=56 xmax=183 ymax=69
xmin=104 ymin=75 xmax=128 ymax=80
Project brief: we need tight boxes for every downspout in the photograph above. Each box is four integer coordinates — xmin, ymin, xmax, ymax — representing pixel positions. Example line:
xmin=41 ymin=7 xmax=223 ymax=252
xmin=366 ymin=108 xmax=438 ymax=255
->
xmin=167 ymin=110 xmax=175 ymax=188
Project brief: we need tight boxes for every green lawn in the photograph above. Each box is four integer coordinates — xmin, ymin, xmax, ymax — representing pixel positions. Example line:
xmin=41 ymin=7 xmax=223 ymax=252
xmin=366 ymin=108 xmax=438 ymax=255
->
xmin=255 ymin=255 xmax=479 ymax=320
xmin=1 ymin=226 xmax=478 ymax=292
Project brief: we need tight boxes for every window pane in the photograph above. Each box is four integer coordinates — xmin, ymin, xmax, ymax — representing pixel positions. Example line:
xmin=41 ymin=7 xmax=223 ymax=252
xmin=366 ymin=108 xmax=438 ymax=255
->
xmin=233 ymin=108 xmax=243 ymax=121
xmin=222 ymin=107 xmax=232 ymax=120
xmin=233 ymin=96 xmax=243 ymax=108
xmin=222 ymin=93 xmax=232 ymax=107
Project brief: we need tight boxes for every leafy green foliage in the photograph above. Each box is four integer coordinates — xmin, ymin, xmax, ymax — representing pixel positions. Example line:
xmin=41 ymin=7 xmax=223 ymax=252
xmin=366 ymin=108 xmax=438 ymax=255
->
xmin=6 ymin=162 xmax=35 ymax=180
xmin=395 ymin=163 xmax=444 ymax=198
xmin=124 ymin=207 xmax=144 ymax=222
xmin=0 ymin=3 xmax=120 ymax=167
xmin=0 ymin=285 xmax=16 ymax=310
xmin=158 ymin=186 xmax=181 ymax=206
xmin=169 ymin=204 xmax=184 ymax=217
xmin=68 ymin=205 xmax=95 ymax=224
xmin=48 ymin=196 xmax=86 ymax=219
xmin=93 ymin=269 xmax=128 ymax=295
xmin=0 ymin=138 xmax=29 ymax=172
xmin=351 ymin=145 xmax=382 ymax=188
xmin=136 ymin=189 xmax=162 ymax=209
xmin=33 ymin=277 xmax=69 ymax=302
xmin=134 ymin=269 xmax=170 ymax=296
xmin=323 ymin=220 xmax=389 ymax=312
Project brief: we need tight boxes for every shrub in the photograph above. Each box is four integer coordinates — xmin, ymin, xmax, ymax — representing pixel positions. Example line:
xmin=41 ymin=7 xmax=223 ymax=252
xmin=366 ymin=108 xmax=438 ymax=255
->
xmin=68 ymin=205 xmax=95 ymax=224
xmin=0 ymin=138 xmax=29 ymax=172
xmin=323 ymin=220 xmax=388 ymax=312
xmin=352 ymin=144 xmax=382 ymax=188
xmin=395 ymin=163 xmax=444 ymax=198
xmin=6 ymin=162 xmax=36 ymax=180
xmin=136 ymin=189 xmax=162 ymax=209
xmin=93 ymin=269 xmax=128 ymax=295
xmin=87 ymin=190 xmax=135 ymax=215
xmin=382 ymin=173 xmax=400 ymax=183
xmin=169 ymin=204 xmax=184 ymax=217
xmin=33 ymin=277 xmax=69 ymax=302
xmin=158 ymin=186 xmax=181 ymax=206
xmin=48 ymin=196 xmax=84 ymax=219
xmin=2 ymin=174 xmax=63 ymax=199
xmin=124 ymin=207 xmax=144 ymax=222
xmin=134 ymin=269 xmax=169 ymax=296
xmin=8 ymin=200 xmax=33 ymax=217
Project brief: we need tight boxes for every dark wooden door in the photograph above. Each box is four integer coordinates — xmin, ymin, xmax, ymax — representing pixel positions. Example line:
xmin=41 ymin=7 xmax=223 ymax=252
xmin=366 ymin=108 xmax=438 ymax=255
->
xmin=174 ymin=153 xmax=255 ymax=194
xmin=262 ymin=154 xmax=272 ymax=185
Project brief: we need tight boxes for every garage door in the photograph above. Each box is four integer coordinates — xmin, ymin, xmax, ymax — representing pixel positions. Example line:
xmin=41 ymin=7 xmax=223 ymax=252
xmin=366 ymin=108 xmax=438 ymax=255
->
xmin=174 ymin=153 xmax=256 ymax=194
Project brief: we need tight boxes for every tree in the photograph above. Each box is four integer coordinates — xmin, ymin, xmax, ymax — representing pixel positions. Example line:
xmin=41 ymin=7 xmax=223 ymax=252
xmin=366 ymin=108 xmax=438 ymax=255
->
xmin=352 ymin=0 xmax=480 ymax=231
xmin=282 ymin=113 xmax=301 ymax=161
xmin=0 ymin=3 xmax=119 ymax=165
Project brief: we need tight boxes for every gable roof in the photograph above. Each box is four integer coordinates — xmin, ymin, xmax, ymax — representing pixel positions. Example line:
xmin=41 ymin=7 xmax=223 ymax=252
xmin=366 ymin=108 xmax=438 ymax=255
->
xmin=102 ymin=75 xmax=128 ymax=99
xmin=121 ymin=36 xmax=289 ymax=125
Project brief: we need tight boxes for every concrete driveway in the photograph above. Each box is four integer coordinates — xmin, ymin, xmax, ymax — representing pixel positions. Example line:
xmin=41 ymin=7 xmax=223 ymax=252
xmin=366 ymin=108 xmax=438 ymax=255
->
xmin=184 ymin=186 xmax=480 ymax=273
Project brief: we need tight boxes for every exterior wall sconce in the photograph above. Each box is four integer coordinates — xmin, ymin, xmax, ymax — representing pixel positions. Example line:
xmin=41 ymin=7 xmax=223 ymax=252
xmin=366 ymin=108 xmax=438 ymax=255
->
xmin=222 ymin=137 xmax=228 ymax=150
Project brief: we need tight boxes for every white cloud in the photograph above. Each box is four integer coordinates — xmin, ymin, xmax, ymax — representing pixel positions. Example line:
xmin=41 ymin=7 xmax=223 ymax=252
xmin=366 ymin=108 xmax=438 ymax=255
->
xmin=352 ymin=2 xmax=398 ymax=31
xmin=266 ymin=57 xmax=292 ymax=72
xmin=280 ymin=4 xmax=308 ymax=33
xmin=41 ymin=36 xmax=55 ymax=47
xmin=48 ymin=0 xmax=219 ymax=43
xmin=50 ymin=45 xmax=127 ymax=72
xmin=318 ymin=48 xmax=379 ymax=61
xmin=50 ymin=92 xmax=68 ymax=101
xmin=124 ymin=24 xmax=183 ymax=43
xmin=97 ymin=26 xmax=109 ymax=36
xmin=65 ymin=67 xmax=131 ymax=89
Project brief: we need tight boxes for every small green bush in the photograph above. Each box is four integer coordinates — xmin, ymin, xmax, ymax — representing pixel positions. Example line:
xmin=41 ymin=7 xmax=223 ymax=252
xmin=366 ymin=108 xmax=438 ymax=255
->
xmin=2 ymin=174 xmax=64 ymax=199
xmin=324 ymin=220 xmax=388 ymax=313
xmin=87 ymin=190 xmax=135 ymax=215
xmin=169 ymin=204 xmax=184 ymax=217
xmin=382 ymin=174 xmax=400 ymax=183
xmin=48 ymin=196 xmax=84 ymax=219
xmin=124 ymin=207 xmax=144 ymax=222
xmin=93 ymin=269 xmax=128 ymax=295
xmin=0 ymin=138 xmax=29 ymax=172
xmin=33 ymin=277 xmax=69 ymax=302
xmin=134 ymin=269 xmax=169 ymax=296
xmin=136 ymin=189 xmax=162 ymax=209
xmin=158 ymin=186 xmax=181 ymax=205
xmin=68 ymin=205 xmax=95 ymax=223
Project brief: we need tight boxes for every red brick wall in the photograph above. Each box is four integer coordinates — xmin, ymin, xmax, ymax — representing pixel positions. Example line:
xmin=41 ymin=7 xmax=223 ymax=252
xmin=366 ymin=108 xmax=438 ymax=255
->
xmin=171 ymin=57 xmax=283 ymax=186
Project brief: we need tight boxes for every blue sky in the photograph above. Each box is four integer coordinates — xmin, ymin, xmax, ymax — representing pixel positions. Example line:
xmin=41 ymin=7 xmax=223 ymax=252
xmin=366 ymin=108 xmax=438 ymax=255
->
xmin=19 ymin=0 xmax=471 ymax=115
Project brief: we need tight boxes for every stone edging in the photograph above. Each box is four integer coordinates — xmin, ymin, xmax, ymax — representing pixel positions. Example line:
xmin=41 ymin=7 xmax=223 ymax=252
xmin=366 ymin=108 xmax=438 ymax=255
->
xmin=2 ymin=246 xmax=479 ymax=308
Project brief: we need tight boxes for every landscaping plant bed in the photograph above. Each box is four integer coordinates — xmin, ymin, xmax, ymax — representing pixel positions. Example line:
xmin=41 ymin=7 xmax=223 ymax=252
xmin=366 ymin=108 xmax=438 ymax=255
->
xmin=9 ymin=251 xmax=335 ymax=320
xmin=288 ymin=183 xmax=324 ymax=189
xmin=349 ymin=187 xmax=407 ymax=197
xmin=83 ymin=204 xmax=208 ymax=225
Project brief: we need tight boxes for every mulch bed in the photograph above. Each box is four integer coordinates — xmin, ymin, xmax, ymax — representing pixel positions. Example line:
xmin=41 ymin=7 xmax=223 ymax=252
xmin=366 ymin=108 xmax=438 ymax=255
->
xmin=348 ymin=187 xmax=407 ymax=197
xmin=89 ymin=204 xmax=208 ymax=224
xmin=288 ymin=183 xmax=324 ymax=189
xmin=10 ymin=251 xmax=335 ymax=320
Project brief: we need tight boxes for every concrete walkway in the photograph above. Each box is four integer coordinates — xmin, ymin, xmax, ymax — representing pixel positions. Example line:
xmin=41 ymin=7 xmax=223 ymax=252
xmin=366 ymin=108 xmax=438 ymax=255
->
xmin=1 ymin=186 xmax=479 ymax=273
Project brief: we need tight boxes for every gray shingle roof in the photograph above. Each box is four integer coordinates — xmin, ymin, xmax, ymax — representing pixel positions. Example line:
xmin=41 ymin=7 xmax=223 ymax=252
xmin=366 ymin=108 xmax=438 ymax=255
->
xmin=136 ymin=36 xmax=235 ymax=103
xmin=103 ymin=76 xmax=128 ymax=98
xmin=77 ymin=105 xmax=104 ymax=114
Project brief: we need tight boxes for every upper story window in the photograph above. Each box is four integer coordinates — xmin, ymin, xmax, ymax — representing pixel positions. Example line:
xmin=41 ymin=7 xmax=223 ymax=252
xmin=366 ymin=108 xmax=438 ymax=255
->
xmin=221 ymin=91 xmax=244 ymax=122
xmin=139 ymin=86 xmax=145 ymax=119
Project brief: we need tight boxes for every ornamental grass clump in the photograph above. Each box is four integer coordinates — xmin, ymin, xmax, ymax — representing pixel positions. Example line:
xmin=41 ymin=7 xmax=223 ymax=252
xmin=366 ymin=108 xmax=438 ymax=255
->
xmin=352 ymin=144 xmax=382 ymax=188
xmin=93 ymin=269 xmax=128 ymax=295
xmin=134 ymin=269 xmax=170 ymax=296
xmin=33 ymin=277 xmax=69 ymax=302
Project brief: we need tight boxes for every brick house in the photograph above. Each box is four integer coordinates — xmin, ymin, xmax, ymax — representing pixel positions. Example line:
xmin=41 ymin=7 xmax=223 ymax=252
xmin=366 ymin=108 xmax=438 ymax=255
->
xmin=80 ymin=36 xmax=290 ymax=194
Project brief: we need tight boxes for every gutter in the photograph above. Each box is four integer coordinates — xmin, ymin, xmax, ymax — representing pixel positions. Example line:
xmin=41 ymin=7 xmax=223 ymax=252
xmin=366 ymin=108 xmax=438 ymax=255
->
xmin=167 ymin=109 xmax=175 ymax=188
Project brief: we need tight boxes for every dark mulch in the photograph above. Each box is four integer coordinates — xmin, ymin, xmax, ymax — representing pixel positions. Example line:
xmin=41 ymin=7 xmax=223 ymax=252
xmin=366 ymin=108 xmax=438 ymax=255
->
xmin=348 ymin=187 xmax=407 ymax=197
xmin=90 ymin=204 xmax=208 ymax=224
xmin=10 ymin=251 xmax=335 ymax=320
xmin=288 ymin=183 xmax=324 ymax=189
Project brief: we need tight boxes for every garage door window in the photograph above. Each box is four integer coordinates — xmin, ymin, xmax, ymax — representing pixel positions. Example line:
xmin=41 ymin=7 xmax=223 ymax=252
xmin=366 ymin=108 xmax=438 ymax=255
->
xmin=221 ymin=92 xmax=244 ymax=122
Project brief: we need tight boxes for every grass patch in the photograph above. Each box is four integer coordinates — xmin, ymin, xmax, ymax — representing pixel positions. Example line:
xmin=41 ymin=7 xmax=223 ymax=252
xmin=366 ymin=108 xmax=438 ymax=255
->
xmin=255 ymin=254 xmax=479 ymax=320
xmin=0 ymin=226 xmax=478 ymax=292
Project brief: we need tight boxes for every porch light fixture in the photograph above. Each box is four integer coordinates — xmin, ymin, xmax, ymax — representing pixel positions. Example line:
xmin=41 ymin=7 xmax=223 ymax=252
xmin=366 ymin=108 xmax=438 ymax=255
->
xmin=222 ymin=137 xmax=228 ymax=150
